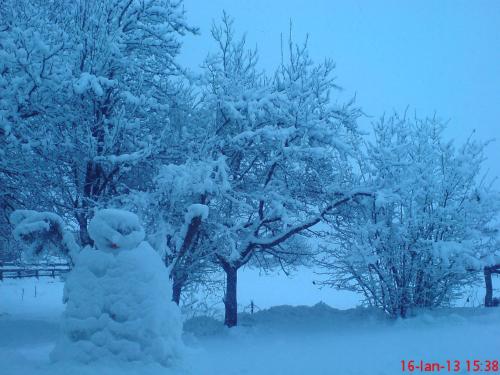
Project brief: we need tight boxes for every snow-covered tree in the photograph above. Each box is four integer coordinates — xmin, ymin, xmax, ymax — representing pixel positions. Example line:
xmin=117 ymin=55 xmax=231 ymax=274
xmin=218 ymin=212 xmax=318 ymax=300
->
xmin=0 ymin=1 xmax=66 ymax=259
xmin=318 ymin=113 xmax=499 ymax=317
xmin=198 ymin=15 xmax=367 ymax=326
xmin=1 ymin=0 xmax=196 ymax=246
xmin=136 ymin=157 xmax=230 ymax=305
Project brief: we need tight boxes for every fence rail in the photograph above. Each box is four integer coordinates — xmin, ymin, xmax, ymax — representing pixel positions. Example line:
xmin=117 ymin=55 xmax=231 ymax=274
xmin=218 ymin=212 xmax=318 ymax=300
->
xmin=0 ymin=262 xmax=71 ymax=280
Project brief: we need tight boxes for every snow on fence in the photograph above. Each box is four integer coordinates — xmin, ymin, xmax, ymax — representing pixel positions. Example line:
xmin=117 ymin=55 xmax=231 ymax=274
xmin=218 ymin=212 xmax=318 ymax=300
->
xmin=0 ymin=261 xmax=71 ymax=281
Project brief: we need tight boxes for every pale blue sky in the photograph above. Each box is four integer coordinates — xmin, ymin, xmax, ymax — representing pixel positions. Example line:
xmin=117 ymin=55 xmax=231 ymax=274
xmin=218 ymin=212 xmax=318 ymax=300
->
xmin=179 ymin=0 xmax=500 ymax=185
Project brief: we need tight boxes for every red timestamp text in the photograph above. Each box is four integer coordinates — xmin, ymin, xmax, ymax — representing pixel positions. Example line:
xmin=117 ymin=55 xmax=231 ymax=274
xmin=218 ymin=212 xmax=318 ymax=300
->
xmin=401 ymin=360 xmax=499 ymax=373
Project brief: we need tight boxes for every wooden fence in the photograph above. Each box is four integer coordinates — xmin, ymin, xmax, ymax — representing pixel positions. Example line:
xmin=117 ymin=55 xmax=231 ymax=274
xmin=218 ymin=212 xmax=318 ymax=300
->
xmin=0 ymin=262 xmax=71 ymax=280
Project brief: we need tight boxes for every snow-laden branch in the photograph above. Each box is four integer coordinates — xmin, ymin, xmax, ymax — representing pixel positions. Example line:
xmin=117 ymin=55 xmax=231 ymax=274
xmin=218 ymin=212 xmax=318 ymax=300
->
xmin=10 ymin=210 xmax=79 ymax=260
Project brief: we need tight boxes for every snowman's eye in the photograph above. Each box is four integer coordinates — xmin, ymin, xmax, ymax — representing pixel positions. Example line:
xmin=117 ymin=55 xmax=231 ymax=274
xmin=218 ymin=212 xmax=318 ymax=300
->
xmin=117 ymin=226 xmax=134 ymax=236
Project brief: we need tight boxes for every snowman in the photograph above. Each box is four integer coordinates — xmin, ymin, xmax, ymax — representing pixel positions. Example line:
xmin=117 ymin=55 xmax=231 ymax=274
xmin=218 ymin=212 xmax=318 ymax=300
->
xmin=50 ymin=209 xmax=183 ymax=366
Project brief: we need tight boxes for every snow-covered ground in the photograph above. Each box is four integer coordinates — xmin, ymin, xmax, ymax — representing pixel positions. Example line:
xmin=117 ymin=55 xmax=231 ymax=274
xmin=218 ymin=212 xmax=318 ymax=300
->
xmin=1 ymin=276 xmax=499 ymax=375
xmin=184 ymin=306 xmax=500 ymax=375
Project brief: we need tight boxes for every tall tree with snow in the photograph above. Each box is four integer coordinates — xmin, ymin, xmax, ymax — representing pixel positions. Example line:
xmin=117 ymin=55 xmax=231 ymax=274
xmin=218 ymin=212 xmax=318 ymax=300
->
xmin=198 ymin=14 xmax=367 ymax=327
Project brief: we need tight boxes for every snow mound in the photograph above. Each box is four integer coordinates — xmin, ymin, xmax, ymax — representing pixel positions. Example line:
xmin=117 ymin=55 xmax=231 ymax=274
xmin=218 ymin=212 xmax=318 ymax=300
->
xmin=238 ymin=302 xmax=387 ymax=331
xmin=51 ymin=210 xmax=183 ymax=367
xmin=183 ymin=316 xmax=227 ymax=337
xmin=88 ymin=209 xmax=145 ymax=251
xmin=184 ymin=303 xmax=388 ymax=337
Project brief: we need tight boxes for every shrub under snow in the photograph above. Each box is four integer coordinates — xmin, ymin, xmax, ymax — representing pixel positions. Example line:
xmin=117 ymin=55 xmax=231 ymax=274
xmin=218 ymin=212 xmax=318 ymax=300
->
xmin=10 ymin=210 xmax=79 ymax=259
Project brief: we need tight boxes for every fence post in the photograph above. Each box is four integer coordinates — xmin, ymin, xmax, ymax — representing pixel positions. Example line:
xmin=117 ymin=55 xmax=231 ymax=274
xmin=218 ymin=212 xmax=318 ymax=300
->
xmin=484 ymin=266 xmax=493 ymax=307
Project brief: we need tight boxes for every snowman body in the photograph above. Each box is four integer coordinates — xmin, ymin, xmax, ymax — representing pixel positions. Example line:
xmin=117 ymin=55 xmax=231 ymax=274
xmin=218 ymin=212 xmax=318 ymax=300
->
xmin=51 ymin=209 xmax=183 ymax=366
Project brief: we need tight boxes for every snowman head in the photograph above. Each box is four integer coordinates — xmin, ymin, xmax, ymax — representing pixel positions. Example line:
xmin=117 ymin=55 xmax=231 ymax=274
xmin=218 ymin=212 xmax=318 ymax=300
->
xmin=88 ymin=209 xmax=145 ymax=251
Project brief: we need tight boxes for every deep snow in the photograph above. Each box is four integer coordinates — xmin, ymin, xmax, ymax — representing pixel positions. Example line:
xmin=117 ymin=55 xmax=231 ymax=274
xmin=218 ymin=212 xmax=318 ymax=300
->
xmin=1 ymin=277 xmax=499 ymax=375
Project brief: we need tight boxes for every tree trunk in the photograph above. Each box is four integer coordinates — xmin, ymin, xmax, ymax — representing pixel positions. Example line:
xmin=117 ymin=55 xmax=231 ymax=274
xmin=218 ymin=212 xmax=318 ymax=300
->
xmin=76 ymin=212 xmax=92 ymax=246
xmin=77 ymin=159 xmax=102 ymax=247
xmin=224 ymin=264 xmax=238 ymax=327
xmin=172 ymin=275 xmax=183 ymax=305
xmin=484 ymin=266 xmax=493 ymax=307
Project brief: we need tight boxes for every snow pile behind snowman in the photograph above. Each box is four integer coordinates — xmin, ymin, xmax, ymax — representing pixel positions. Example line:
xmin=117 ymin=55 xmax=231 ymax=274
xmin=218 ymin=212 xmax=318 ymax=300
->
xmin=51 ymin=209 xmax=184 ymax=367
